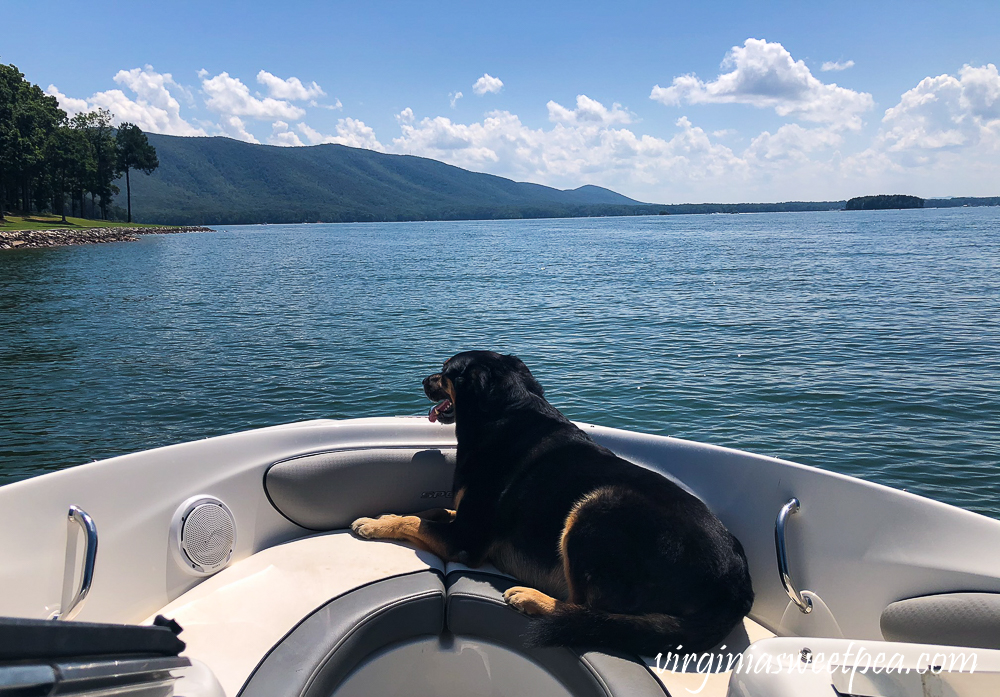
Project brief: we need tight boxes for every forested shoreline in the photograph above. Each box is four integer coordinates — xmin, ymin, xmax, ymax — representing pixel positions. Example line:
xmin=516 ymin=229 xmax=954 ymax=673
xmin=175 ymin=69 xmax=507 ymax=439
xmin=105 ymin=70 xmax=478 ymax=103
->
xmin=0 ymin=63 xmax=158 ymax=224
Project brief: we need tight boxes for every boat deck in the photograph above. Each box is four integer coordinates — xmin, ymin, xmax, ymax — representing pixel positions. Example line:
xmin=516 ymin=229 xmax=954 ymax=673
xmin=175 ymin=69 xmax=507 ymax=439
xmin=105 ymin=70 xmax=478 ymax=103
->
xmin=149 ymin=530 xmax=774 ymax=697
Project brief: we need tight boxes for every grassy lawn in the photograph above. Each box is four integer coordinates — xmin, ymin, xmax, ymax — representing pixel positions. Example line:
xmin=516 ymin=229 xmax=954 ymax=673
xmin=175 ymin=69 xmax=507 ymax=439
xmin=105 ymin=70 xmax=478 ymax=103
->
xmin=0 ymin=215 xmax=169 ymax=231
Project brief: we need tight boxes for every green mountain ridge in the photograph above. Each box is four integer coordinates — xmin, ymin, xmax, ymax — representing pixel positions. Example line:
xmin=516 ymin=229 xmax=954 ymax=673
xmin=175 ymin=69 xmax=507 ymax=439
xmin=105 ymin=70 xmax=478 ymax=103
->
xmin=118 ymin=134 xmax=649 ymax=225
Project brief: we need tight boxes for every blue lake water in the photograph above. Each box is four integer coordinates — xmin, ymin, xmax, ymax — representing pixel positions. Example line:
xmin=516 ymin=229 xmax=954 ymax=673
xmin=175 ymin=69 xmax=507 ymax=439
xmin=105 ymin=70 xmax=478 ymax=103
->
xmin=1 ymin=209 xmax=998 ymax=519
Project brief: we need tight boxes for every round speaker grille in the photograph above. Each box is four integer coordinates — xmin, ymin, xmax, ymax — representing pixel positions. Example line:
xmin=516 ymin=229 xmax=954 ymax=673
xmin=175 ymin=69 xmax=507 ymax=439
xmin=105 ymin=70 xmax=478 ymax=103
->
xmin=171 ymin=496 xmax=236 ymax=576
xmin=183 ymin=503 xmax=235 ymax=568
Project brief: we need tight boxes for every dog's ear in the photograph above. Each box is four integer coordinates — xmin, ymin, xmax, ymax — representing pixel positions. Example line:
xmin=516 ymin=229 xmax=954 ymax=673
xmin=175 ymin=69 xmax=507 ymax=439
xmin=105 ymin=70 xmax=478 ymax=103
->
xmin=451 ymin=362 xmax=491 ymax=403
xmin=455 ymin=362 xmax=519 ymax=415
xmin=453 ymin=364 xmax=485 ymax=392
xmin=504 ymin=354 xmax=544 ymax=398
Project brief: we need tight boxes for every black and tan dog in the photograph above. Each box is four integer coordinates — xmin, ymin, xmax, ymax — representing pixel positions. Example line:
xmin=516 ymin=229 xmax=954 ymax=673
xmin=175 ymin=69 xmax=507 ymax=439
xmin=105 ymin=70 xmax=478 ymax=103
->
xmin=351 ymin=351 xmax=754 ymax=654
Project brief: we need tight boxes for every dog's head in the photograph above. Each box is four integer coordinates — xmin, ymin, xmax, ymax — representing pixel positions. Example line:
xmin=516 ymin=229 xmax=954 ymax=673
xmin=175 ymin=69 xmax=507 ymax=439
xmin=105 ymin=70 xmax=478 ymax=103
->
xmin=423 ymin=351 xmax=544 ymax=425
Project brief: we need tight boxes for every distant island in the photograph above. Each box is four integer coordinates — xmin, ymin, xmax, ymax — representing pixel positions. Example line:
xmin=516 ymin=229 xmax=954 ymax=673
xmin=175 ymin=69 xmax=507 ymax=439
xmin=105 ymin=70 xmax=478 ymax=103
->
xmin=846 ymin=194 xmax=925 ymax=211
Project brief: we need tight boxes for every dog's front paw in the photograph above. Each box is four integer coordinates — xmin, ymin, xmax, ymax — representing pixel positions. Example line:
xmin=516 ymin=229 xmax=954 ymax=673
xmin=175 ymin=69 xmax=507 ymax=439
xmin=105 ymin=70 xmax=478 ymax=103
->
xmin=351 ymin=514 xmax=404 ymax=539
xmin=350 ymin=517 xmax=378 ymax=538
xmin=503 ymin=586 xmax=559 ymax=616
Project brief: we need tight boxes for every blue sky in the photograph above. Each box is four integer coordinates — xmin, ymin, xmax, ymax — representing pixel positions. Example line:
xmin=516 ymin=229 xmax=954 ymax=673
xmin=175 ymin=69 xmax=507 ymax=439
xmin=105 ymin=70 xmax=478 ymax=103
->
xmin=6 ymin=0 xmax=999 ymax=203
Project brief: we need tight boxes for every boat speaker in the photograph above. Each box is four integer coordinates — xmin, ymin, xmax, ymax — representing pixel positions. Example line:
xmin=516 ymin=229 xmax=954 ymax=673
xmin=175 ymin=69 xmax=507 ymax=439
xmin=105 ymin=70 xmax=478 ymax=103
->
xmin=170 ymin=496 xmax=236 ymax=576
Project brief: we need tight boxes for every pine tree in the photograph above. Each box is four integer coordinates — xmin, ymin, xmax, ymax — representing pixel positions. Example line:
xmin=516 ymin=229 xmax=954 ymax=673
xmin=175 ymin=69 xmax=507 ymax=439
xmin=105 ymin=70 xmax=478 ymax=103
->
xmin=116 ymin=123 xmax=158 ymax=223
xmin=46 ymin=126 xmax=93 ymax=223
xmin=73 ymin=109 xmax=119 ymax=219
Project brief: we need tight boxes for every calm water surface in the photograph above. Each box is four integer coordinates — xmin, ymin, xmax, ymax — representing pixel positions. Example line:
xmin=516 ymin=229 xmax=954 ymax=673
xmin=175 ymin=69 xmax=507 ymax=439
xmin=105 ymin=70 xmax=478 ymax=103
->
xmin=2 ymin=209 xmax=998 ymax=518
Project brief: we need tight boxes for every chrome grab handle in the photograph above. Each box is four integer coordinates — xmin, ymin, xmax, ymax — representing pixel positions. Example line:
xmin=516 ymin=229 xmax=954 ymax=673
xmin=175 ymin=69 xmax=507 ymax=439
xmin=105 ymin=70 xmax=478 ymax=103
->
xmin=775 ymin=498 xmax=812 ymax=614
xmin=55 ymin=505 xmax=98 ymax=621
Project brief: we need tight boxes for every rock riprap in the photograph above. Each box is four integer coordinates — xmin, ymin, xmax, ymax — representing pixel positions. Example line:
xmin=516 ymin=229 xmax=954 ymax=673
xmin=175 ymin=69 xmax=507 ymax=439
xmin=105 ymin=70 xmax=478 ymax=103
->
xmin=0 ymin=226 xmax=213 ymax=250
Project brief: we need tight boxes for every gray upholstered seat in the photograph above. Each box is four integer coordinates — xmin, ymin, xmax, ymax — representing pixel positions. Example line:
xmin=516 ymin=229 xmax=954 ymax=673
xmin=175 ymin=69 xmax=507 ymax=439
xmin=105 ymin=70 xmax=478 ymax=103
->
xmin=445 ymin=568 xmax=669 ymax=697
xmin=881 ymin=592 xmax=1000 ymax=649
xmin=240 ymin=571 xmax=446 ymax=697
xmin=239 ymin=563 xmax=668 ymax=697
xmin=265 ymin=448 xmax=456 ymax=530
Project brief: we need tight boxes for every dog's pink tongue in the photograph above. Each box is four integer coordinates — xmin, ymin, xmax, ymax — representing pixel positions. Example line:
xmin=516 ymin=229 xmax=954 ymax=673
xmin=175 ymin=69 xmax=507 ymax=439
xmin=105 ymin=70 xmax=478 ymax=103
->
xmin=428 ymin=399 xmax=452 ymax=423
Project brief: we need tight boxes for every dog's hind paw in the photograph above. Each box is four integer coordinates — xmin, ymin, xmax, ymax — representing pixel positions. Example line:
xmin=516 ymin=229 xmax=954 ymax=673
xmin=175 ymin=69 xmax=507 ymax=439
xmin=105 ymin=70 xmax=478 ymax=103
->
xmin=503 ymin=586 xmax=559 ymax=616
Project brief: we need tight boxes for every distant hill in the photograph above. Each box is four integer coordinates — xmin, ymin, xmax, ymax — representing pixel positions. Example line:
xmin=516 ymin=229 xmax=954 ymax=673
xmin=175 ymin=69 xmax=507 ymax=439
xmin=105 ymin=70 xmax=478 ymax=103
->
xmin=116 ymin=134 xmax=650 ymax=225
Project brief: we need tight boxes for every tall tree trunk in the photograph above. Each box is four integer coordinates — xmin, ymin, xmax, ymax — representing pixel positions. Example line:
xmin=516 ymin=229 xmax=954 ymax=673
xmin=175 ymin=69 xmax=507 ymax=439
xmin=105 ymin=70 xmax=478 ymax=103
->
xmin=125 ymin=167 xmax=132 ymax=223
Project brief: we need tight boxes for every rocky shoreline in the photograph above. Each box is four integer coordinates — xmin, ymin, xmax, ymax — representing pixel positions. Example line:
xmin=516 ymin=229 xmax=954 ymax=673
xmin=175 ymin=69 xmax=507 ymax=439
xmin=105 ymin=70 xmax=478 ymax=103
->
xmin=0 ymin=226 xmax=214 ymax=250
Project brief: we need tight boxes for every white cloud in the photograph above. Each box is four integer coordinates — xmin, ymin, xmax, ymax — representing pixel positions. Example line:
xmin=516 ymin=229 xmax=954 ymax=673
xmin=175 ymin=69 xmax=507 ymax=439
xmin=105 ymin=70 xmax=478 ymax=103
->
xmin=821 ymin=60 xmax=855 ymax=72
xmin=268 ymin=120 xmax=304 ymax=146
xmin=44 ymin=85 xmax=90 ymax=116
xmin=297 ymin=118 xmax=385 ymax=151
xmin=472 ymin=73 xmax=503 ymax=96
xmin=201 ymin=71 xmax=305 ymax=121
xmin=651 ymin=39 xmax=873 ymax=129
xmin=46 ymin=66 xmax=206 ymax=136
xmin=864 ymin=63 xmax=1000 ymax=164
xmin=745 ymin=123 xmax=842 ymax=162
xmin=218 ymin=115 xmax=260 ymax=143
xmin=310 ymin=98 xmax=343 ymax=110
xmin=393 ymin=113 xmax=504 ymax=165
xmin=390 ymin=99 xmax=749 ymax=200
xmin=449 ymin=91 xmax=463 ymax=108
xmin=547 ymin=94 xmax=633 ymax=126
xmin=256 ymin=70 xmax=325 ymax=101
xmin=820 ymin=64 xmax=1000 ymax=198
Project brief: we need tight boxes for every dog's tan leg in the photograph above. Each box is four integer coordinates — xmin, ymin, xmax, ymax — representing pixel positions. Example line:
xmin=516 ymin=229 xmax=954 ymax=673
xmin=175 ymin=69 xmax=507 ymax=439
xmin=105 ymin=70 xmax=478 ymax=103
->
xmin=503 ymin=586 xmax=564 ymax=616
xmin=557 ymin=487 xmax=619 ymax=606
xmin=413 ymin=508 xmax=457 ymax=522
xmin=559 ymin=492 xmax=595 ymax=605
xmin=351 ymin=514 xmax=455 ymax=559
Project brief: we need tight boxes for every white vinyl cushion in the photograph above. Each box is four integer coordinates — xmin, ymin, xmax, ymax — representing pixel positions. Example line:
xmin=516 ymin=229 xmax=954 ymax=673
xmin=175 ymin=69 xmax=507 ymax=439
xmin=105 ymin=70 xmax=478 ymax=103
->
xmin=146 ymin=532 xmax=443 ymax=697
